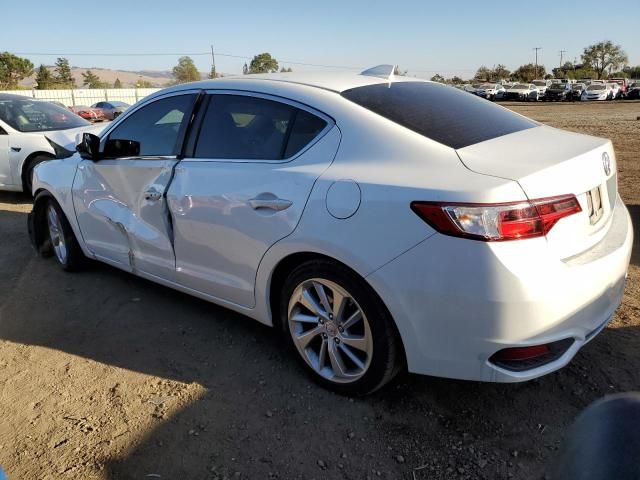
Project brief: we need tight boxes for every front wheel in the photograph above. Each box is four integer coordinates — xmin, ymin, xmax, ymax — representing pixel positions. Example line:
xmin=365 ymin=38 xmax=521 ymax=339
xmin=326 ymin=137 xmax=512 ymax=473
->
xmin=281 ymin=260 xmax=402 ymax=395
xmin=45 ymin=199 xmax=85 ymax=271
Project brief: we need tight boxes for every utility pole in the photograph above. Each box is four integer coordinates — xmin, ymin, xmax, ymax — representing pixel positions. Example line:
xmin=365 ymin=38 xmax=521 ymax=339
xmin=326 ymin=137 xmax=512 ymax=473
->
xmin=559 ymin=50 xmax=566 ymax=68
xmin=210 ymin=44 xmax=216 ymax=79
xmin=533 ymin=47 xmax=542 ymax=79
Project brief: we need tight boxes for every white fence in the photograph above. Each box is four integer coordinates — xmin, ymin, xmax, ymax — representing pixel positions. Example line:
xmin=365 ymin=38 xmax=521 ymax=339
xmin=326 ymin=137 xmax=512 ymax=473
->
xmin=0 ymin=88 xmax=162 ymax=107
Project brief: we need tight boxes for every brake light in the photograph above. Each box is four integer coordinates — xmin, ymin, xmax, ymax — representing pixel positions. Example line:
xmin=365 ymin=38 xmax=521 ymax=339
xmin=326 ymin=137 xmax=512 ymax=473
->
xmin=411 ymin=195 xmax=581 ymax=241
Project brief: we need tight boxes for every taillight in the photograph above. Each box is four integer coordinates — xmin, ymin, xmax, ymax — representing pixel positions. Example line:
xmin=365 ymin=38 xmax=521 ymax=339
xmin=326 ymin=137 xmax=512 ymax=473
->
xmin=411 ymin=195 xmax=581 ymax=241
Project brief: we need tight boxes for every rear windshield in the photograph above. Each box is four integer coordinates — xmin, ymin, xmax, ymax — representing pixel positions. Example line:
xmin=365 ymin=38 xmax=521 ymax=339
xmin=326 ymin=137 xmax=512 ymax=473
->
xmin=341 ymin=82 xmax=536 ymax=149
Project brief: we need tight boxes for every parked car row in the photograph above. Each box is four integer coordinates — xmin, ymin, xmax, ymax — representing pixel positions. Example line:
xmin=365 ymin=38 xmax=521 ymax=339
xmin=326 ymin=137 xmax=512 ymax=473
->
xmin=47 ymin=100 xmax=131 ymax=122
xmin=459 ymin=78 xmax=640 ymax=102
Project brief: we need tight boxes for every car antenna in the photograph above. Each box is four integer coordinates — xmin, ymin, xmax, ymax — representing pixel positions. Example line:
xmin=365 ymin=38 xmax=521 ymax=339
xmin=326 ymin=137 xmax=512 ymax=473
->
xmin=360 ymin=64 xmax=396 ymax=85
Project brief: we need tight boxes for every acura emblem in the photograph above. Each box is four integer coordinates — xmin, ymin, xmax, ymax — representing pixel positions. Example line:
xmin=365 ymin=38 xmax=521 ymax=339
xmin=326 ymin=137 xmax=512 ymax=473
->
xmin=602 ymin=152 xmax=611 ymax=176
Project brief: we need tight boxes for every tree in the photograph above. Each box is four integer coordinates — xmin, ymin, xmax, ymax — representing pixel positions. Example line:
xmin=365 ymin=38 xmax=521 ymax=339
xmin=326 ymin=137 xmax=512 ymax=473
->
xmin=136 ymin=79 xmax=154 ymax=88
xmin=513 ymin=63 xmax=546 ymax=82
xmin=242 ymin=63 xmax=249 ymax=75
xmin=474 ymin=65 xmax=493 ymax=81
xmin=0 ymin=52 xmax=34 ymax=89
xmin=279 ymin=66 xmax=293 ymax=73
xmin=54 ymin=57 xmax=75 ymax=88
xmin=172 ymin=56 xmax=200 ymax=83
xmin=81 ymin=70 xmax=109 ymax=88
xmin=35 ymin=64 xmax=53 ymax=90
xmin=113 ymin=78 xmax=122 ymax=88
xmin=430 ymin=73 xmax=445 ymax=83
xmin=582 ymin=41 xmax=628 ymax=79
xmin=449 ymin=76 xmax=464 ymax=84
xmin=248 ymin=53 xmax=278 ymax=74
xmin=493 ymin=64 xmax=511 ymax=80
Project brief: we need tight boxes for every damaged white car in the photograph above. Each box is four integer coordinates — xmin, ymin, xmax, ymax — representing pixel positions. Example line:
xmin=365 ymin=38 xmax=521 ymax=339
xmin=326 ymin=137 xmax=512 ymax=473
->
xmin=0 ymin=93 xmax=102 ymax=193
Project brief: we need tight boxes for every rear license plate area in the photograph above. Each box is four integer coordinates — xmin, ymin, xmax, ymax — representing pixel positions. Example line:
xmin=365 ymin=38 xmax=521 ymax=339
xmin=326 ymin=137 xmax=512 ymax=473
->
xmin=586 ymin=186 xmax=604 ymax=225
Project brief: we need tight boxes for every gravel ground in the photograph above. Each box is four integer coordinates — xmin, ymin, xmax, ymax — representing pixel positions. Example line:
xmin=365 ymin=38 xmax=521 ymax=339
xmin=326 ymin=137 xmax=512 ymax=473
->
xmin=0 ymin=100 xmax=638 ymax=480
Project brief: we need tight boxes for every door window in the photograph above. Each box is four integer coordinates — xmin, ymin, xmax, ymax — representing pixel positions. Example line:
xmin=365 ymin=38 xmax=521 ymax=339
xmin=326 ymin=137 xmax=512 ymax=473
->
xmin=106 ymin=94 xmax=196 ymax=158
xmin=194 ymin=95 xmax=327 ymax=160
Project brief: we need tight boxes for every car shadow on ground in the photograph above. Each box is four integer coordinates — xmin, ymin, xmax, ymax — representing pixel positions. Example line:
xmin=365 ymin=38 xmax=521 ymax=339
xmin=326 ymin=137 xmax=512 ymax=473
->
xmin=1 ymin=203 xmax=639 ymax=479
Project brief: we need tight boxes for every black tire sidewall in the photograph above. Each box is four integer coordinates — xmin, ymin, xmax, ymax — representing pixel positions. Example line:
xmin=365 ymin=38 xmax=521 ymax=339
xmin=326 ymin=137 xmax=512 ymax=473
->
xmin=46 ymin=199 xmax=84 ymax=271
xmin=280 ymin=259 xmax=401 ymax=396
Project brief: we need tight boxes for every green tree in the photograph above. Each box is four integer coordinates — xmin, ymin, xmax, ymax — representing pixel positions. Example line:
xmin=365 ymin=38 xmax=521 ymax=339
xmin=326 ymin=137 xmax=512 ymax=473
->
xmin=0 ymin=52 xmax=34 ymax=89
xmin=81 ymin=70 xmax=109 ymax=88
xmin=136 ymin=79 xmax=154 ymax=88
xmin=113 ymin=78 xmax=122 ymax=88
xmin=513 ymin=63 xmax=546 ymax=82
xmin=449 ymin=76 xmax=464 ymax=84
xmin=279 ymin=66 xmax=293 ymax=73
xmin=430 ymin=73 xmax=445 ymax=83
xmin=474 ymin=65 xmax=493 ymax=81
xmin=393 ymin=66 xmax=408 ymax=76
xmin=581 ymin=41 xmax=628 ymax=79
xmin=35 ymin=64 xmax=53 ymax=90
xmin=248 ymin=53 xmax=278 ymax=74
xmin=493 ymin=64 xmax=511 ymax=80
xmin=172 ymin=56 xmax=200 ymax=83
xmin=54 ymin=57 xmax=75 ymax=88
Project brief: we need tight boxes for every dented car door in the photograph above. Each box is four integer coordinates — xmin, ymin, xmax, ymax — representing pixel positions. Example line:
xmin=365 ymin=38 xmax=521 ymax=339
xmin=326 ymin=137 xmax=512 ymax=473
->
xmin=71 ymin=92 xmax=198 ymax=280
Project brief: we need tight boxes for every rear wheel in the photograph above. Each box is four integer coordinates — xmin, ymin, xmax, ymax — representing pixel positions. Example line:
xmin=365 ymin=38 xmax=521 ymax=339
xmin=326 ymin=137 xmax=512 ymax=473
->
xmin=281 ymin=260 xmax=402 ymax=395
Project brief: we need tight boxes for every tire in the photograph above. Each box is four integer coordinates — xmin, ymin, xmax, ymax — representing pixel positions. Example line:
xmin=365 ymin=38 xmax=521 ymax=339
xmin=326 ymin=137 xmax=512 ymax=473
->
xmin=44 ymin=198 xmax=85 ymax=271
xmin=23 ymin=154 xmax=53 ymax=195
xmin=281 ymin=259 xmax=403 ymax=396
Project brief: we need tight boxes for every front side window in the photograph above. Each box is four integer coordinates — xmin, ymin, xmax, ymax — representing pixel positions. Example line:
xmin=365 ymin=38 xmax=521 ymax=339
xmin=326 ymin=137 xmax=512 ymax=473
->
xmin=106 ymin=94 xmax=196 ymax=157
xmin=194 ymin=95 xmax=327 ymax=160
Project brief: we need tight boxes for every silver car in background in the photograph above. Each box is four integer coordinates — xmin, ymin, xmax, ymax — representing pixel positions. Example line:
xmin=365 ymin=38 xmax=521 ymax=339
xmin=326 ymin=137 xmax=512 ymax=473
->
xmin=91 ymin=101 xmax=130 ymax=120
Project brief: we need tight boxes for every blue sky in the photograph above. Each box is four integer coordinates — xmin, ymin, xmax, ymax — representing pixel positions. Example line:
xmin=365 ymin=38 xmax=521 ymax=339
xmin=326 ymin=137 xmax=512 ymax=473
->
xmin=4 ymin=0 xmax=639 ymax=78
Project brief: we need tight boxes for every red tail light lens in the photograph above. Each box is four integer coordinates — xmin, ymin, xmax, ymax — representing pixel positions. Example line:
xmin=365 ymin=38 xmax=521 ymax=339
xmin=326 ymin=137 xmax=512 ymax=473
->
xmin=411 ymin=195 xmax=581 ymax=241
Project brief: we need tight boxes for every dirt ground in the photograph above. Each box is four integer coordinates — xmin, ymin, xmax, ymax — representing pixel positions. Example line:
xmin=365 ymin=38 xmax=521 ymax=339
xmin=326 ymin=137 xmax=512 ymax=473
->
xmin=0 ymin=101 xmax=638 ymax=480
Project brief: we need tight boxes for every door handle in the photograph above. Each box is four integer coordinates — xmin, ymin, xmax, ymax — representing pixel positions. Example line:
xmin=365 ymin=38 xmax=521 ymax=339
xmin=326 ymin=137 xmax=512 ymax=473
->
xmin=249 ymin=196 xmax=293 ymax=212
xmin=144 ymin=189 xmax=163 ymax=201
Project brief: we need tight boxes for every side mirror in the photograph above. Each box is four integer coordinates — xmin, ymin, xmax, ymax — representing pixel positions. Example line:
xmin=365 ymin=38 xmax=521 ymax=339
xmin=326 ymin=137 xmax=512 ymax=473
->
xmin=76 ymin=132 xmax=101 ymax=160
xmin=103 ymin=138 xmax=140 ymax=158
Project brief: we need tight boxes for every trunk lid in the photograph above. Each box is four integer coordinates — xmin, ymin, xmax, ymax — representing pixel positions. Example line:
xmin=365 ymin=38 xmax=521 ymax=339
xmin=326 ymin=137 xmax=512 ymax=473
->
xmin=457 ymin=125 xmax=618 ymax=259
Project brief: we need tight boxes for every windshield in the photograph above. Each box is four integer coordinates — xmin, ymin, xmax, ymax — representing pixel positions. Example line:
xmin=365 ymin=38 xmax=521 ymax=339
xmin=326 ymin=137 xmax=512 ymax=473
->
xmin=0 ymin=98 xmax=89 ymax=132
xmin=341 ymin=82 xmax=536 ymax=149
xmin=532 ymin=81 xmax=547 ymax=86
xmin=479 ymin=84 xmax=495 ymax=89
xmin=587 ymin=85 xmax=605 ymax=91
xmin=572 ymin=84 xmax=584 ymax=90
xmin=512 ymin=84 xmax=529 ymax=89
xmin=630 ymin=83 xmax=640 ymax=88
xmin=550 ymin=83 xmax=564 ymax=89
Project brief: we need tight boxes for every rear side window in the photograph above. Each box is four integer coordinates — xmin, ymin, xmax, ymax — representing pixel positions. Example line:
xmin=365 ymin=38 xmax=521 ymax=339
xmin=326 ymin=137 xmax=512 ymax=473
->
xmin=341 ymin=82 xmax=536 ymax=149
xmin=195 ymin=95 xmax=327 ymax=160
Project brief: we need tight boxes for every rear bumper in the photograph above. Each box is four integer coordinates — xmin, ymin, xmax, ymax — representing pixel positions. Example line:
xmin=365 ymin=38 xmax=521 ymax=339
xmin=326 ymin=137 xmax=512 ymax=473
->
xmin=367 ymin=195 xmax=633 ymax=382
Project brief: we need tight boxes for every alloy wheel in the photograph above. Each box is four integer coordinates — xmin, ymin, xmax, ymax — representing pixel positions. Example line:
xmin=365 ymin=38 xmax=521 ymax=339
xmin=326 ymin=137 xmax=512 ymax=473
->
xmin=47 ymin=204 xmax=68 ymax=264
xmin=288 ymin=278 xmax=373 ymax=383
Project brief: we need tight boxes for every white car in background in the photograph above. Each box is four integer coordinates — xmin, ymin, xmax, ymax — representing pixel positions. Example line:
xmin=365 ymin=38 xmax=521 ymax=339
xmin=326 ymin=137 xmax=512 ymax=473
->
xmin=532 ymin=79 xmax=551 ymax=99
xmin=503 ymin=83 xmax=539 ymax=101
xmin=607 ymin=83 xmax=621 ymax=100
xmin=474 ymin=83 xmax=506 ymax=101
xmin=28 ymin=67 xmax=633 ymax=395
xmin=581 ymin=84 xmax=611 ymax=101
xmin=0 ymin=93 xmax=102 ymax=193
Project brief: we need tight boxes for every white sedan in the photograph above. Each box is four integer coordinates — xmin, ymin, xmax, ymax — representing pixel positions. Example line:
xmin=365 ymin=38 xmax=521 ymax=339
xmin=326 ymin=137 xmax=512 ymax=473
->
xmin=581 ymin=84 xmax=612 ymax=101
xmin=28 ymin=67 xmax=633 ymax=395
xmin=0 ymin=94 xmax=101 ymax=193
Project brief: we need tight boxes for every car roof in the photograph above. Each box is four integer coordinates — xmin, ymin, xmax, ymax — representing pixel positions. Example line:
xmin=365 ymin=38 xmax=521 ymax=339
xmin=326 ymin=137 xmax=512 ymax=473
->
xmin=161 ymin=71 xmax=427 ymax=95
xmin=0 ymin=93 xmax=37 ymax=101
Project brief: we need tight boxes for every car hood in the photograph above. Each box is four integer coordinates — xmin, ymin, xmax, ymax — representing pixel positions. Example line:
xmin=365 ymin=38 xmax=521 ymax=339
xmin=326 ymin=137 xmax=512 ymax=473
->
xmin=41 ymin=124 xmax=106 ymax=151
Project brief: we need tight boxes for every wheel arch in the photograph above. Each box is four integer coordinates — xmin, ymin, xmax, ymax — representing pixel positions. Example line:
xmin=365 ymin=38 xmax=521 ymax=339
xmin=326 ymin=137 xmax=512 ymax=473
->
xmin=266 ymin=251 xmax=407 ymax=367
xmin=21 ymin=151 xmax=55 ymax=189
xmin=29 ymin=189 xmax=56 ymax=254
